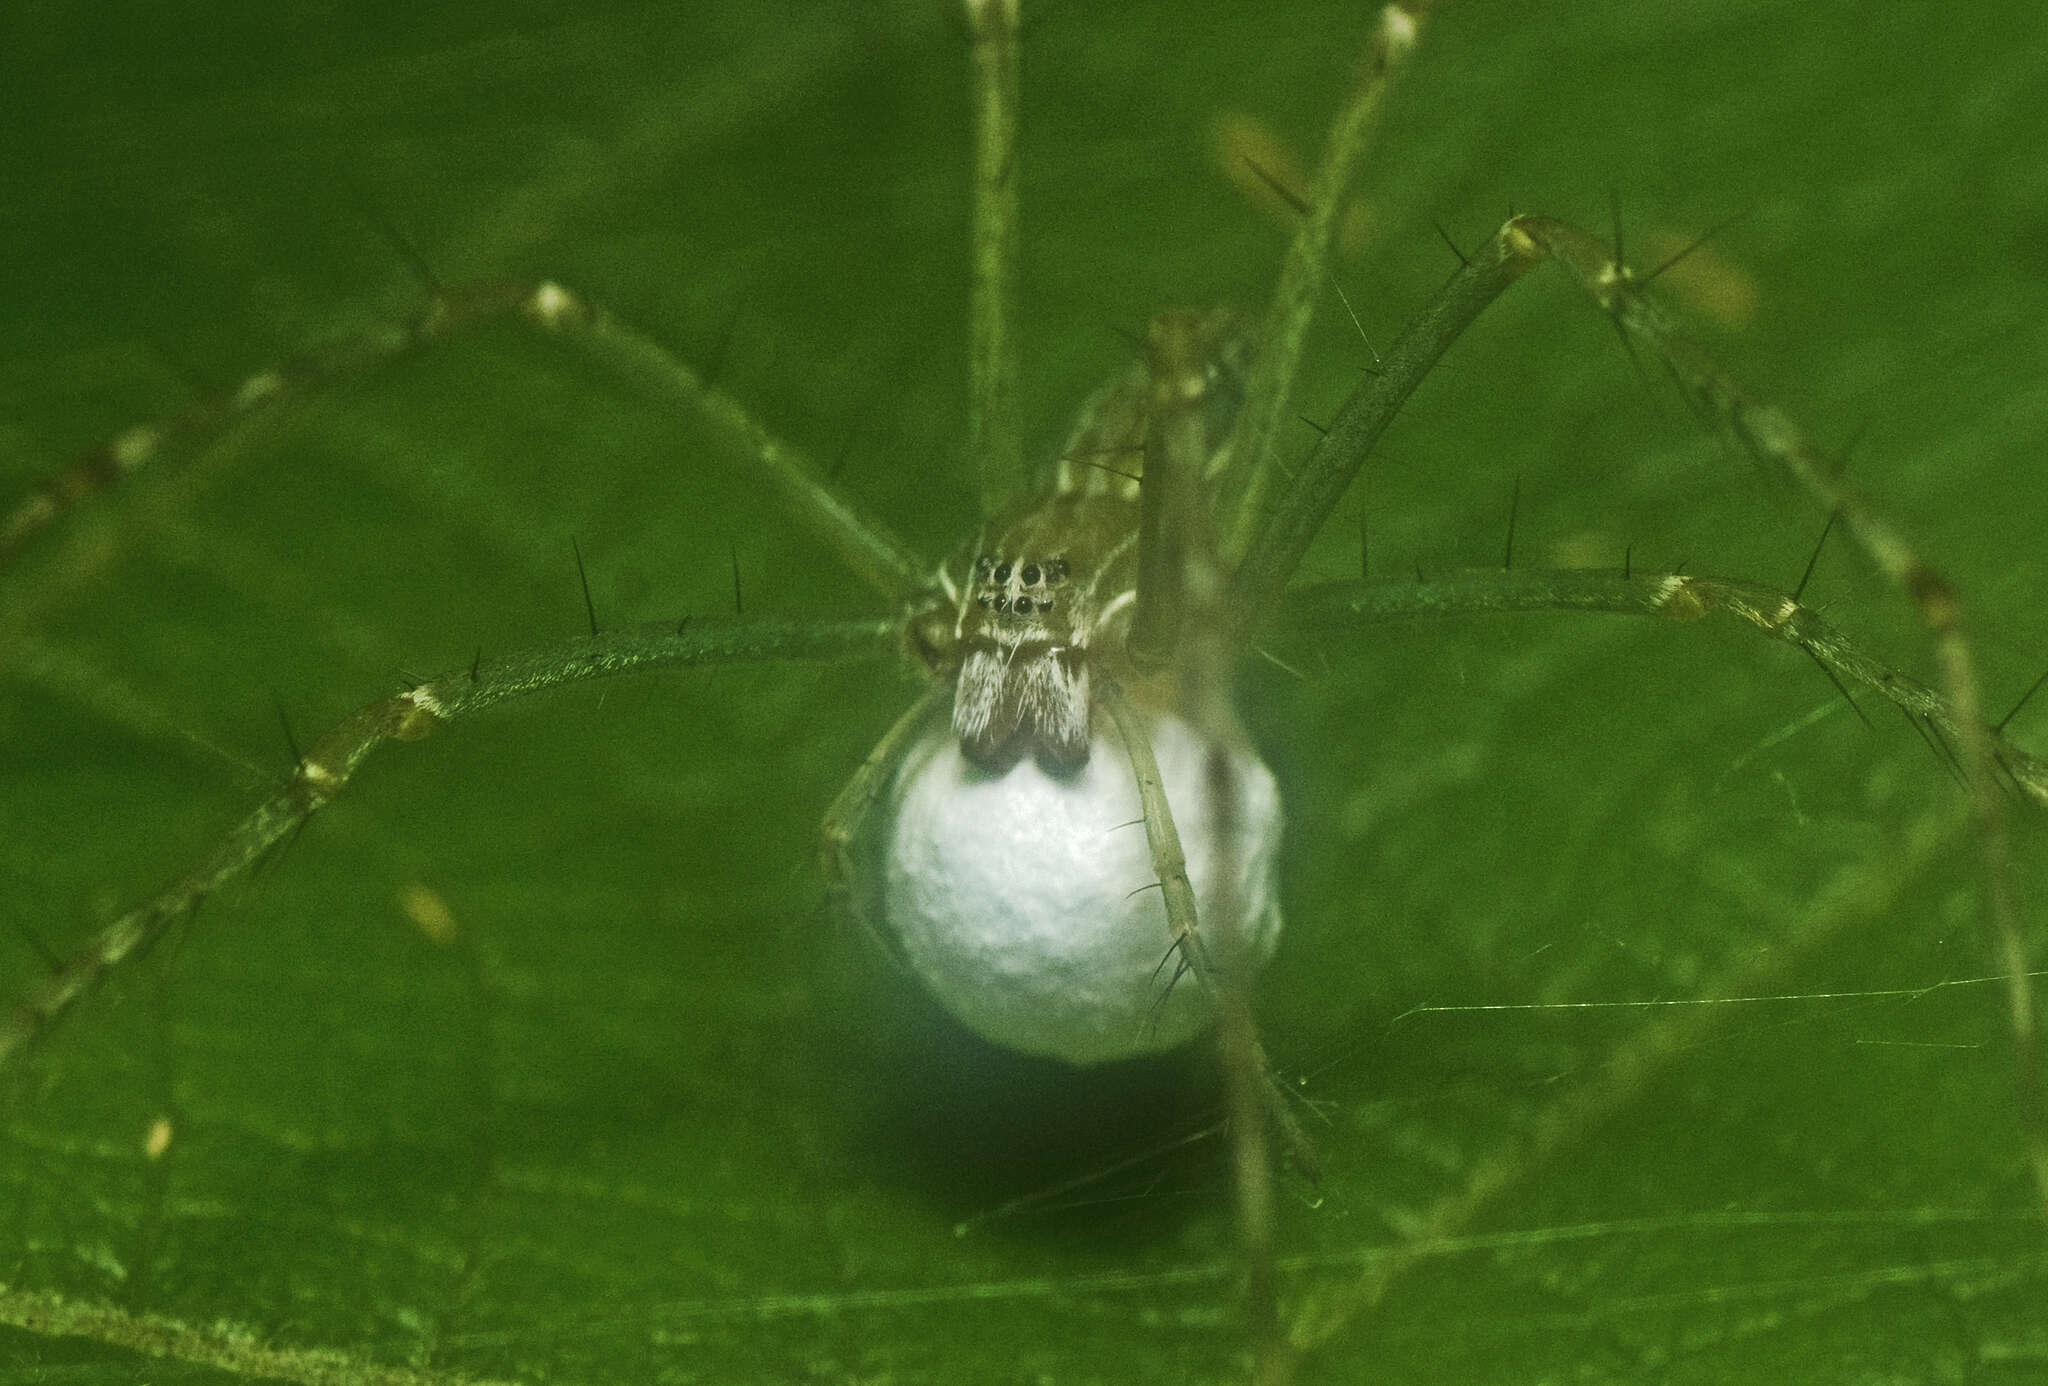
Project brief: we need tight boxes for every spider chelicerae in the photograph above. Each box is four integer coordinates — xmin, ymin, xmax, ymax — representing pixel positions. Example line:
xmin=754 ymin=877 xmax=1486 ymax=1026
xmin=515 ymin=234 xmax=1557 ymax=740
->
xmin=3 ymin=2 xmax=2046 ymax=1383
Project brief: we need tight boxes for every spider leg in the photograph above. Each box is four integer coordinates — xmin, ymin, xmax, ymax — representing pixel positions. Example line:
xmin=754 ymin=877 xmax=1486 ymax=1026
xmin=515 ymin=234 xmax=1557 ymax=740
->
xmin=962 ymin=0 xmax=1024 ymax=514
xmin=1228 ymin=211 xmax=2048 ymax=1360
xmin=1280 ymin=567 xmax=2048 ymax=805
xmin=0 ymin=278 xmax=933 ymax=648
xmin=819 ymin=685 xmax=948 ymax=961
xmin=1231 ymin=222 xmax=1538 ymax=620
xmin=1118 ymin=309 xmax=1312 ymax=1374
xmin=1100 ymin=679 xmax=1283 ymax=1363
xmin=1514 ymin=214 xmax=2048 ymax=1216
xmin=1217 ymin=2 xmax=1427 ymax=564
xmin=0 ymin=614 xmax=897 ymax=1067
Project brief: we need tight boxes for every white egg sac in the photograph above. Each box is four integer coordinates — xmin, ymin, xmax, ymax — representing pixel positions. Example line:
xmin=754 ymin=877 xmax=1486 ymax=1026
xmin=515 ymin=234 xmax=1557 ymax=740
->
xmin=883 ymin=711 xmax=1283 ymax=1066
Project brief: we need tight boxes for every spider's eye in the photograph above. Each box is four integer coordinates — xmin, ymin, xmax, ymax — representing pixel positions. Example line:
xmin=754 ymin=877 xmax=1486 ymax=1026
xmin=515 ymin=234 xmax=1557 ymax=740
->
xmin=1021 ymin=563 xmax=1040 ymax=585
xmin=994 ymin=561 xmax=1012 ymax=583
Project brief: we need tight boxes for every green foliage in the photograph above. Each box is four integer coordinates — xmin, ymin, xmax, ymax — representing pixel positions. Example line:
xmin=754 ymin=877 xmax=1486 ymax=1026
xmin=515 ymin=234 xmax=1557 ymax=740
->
xmin=3 ymin=2 xmax=2045 ymax=1381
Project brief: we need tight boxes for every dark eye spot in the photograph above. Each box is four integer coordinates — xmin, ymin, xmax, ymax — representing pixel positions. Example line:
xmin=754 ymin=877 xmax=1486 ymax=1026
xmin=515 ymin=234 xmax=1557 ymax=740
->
xmin=1046 ymin=558 xmax=1069 ymax=584
xmin=1021 ymin=563 xmax=1040 ymax=586
xmin=994 ymin=561 xmax=1012 ymax=583
xmin=993 ymin=595 xmax=1009 ymax=613
xmin=1016 ymin=596 xmax=1036 ymax=615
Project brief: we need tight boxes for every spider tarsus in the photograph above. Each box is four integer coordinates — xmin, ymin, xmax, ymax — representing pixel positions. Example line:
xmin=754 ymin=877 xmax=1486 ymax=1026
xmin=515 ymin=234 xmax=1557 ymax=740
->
xmin=468 ymin=648 xmax=483 ymax=684
xmin=727 ymin=538 xmax=745 ymax=616
xmin=571 ymin=536 xmax=601 ymax=636
xmin=1623 ymin=542 xmax=1633 ymax=581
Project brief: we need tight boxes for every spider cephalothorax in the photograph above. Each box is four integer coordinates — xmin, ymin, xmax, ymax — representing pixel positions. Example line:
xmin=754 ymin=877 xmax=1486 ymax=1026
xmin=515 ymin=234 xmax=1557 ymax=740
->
xmin=915 ymin=307 xmax=1253 ymax=772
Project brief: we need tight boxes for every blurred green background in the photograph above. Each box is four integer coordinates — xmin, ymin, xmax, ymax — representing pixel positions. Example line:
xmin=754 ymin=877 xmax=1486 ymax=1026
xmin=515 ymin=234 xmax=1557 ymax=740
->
xmin=3 ymin=1 xmax=2046 ymax=1381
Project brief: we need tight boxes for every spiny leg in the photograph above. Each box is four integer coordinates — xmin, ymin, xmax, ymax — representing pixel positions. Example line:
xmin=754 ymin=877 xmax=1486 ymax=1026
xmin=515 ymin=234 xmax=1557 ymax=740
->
xmin=1280 ymin=566 xmax=2048 ymax=805
xmin=1230 ymin=221 xmax=1536 ymax=621
xmin=1509 ymin=216 xmax=2047 ymax=1214
xmin=0 ymin=614 xmax=897 ymax=1067
xmin=1100 ymin=679 xmax=1284 ymax=1361
xmin=962 ymin=0 xmax=1025 ymax=514
xmin=0 ymin=277 xmax=931 ymax=655
xmin=1099 ymin=12 xmax=1425 ymax=1361
xmin=1118 ymin=310 xmax=1297 ymax=1372
xmin=819 ymin=686 xmax=949 ymax=955
xmin=2 ymin=266 xmax=942 ymax=1060
xmin=1275 ymin=563 xmax=2048 ymax=1358
xmin=1216 ymin=1 xmax=1427 ymax=563
xmin=1231 ymin=214 xmax=2048 ymax=1355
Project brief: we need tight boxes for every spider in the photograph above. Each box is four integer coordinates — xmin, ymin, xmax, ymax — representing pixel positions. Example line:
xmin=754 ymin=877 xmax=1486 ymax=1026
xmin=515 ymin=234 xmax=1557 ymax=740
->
xmin=4 ymin=2 xmax=2046 ymax=1383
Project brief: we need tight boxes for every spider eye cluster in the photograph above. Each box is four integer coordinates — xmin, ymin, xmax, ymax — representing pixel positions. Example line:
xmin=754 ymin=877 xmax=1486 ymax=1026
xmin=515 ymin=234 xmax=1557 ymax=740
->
xmin=972 ymin=552 xmax=1069 ymax=616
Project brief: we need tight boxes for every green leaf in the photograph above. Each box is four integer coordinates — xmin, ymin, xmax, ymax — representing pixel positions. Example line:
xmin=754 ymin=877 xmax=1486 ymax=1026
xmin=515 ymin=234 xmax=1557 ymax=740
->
xmin=3 ymin=2 xmax=2045 ymax=1382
